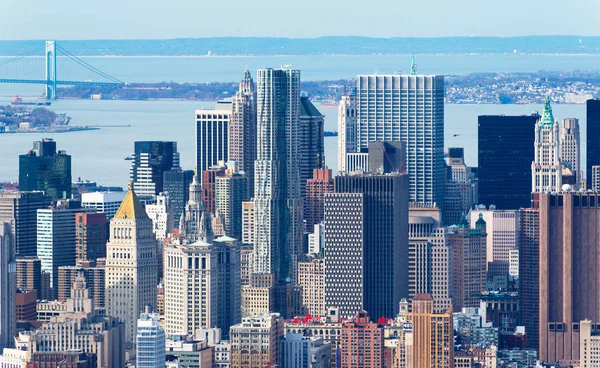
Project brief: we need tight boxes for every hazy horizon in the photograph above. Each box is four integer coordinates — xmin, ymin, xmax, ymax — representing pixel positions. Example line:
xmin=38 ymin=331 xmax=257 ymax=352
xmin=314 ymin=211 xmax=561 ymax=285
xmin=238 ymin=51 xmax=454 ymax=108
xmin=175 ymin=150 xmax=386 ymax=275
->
xmin=2 ymin=0 xmax=599 ymax=40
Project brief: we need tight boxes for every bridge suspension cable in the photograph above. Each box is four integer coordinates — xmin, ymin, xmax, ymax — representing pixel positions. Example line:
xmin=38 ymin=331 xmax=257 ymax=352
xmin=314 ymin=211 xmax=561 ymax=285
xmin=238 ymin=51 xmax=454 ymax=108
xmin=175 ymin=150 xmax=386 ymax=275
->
xmin=55 ymin=44 xmax=122 ymax=84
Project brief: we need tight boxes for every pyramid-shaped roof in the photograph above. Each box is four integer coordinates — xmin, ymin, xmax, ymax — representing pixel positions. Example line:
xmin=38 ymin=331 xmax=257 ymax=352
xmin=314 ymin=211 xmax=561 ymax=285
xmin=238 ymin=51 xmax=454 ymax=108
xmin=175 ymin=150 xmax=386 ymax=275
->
xmin=114 ymin=182 xmax=149 ymax=220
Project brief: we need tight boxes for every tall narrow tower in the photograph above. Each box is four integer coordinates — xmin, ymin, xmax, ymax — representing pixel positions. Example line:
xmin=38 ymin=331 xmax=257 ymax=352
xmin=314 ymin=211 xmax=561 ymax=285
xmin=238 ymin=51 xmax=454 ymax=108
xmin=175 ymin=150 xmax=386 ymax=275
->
xmin=337 ymin=93 xmax=358 ymax=173
xmin=532 ymin=97 xmax=562 ymax=193
xmin=560 ymin=118 xmax=580 ymax=185
xmin=253 ymin=67 xmax=302 ymax=284
xmin=105 ymin=184 xmax=159 ymax=345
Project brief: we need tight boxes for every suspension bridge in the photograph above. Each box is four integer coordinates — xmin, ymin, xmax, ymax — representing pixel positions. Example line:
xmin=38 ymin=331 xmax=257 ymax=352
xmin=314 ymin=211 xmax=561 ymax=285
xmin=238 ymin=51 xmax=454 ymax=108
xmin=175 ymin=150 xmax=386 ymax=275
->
xmin=0 ymin=41 xmax=123 ymax=99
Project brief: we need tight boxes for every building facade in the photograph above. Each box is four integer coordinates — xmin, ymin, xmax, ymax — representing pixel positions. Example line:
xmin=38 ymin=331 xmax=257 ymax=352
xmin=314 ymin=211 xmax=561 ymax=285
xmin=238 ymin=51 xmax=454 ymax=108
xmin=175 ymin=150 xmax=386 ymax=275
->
xmin=356 ymin=73 xmax=445 ymax=209
xmin=229 ymin=313 xmax=283 ymax=368
xmin=196 ymin=108 xmax=231 ymax=182
xmin=215 ymin=163 xmax=248 ymax=240
xmin=0 ymin=223 xmax=16 ymax=351
xmin=130 ymin=141 xmax=180 ymax=197
xmin=337 ymin=94 xmax=358 ymax=174
xmin=304 ymin=169 xmax=333 ymax=232
xmin=75 ymin=212 xmax=107 ymax=265
xmin=105 ymin=186 xmax=159 ymax=345
xmin=445 ymin=147 xmax=476 ymax=226
xmin=478 ymin=114 xmax=538 ymax=209
xmin=19 ymin=139 xmax=71 ymax=201
xmin=145 ymin=192 xmax=174 ymax=240
xmin=81 ymin=191 xmax=127 ymax=221
xmin=587 ymin=99 xmax=600 ymax=187
xmin=297 ymin=257 xmax=325 ymax=317
xmin=299 ymin=96 xmax=325 ymax=198
xmin=163 ymin=169 xmax=194 ymax=229
xmin=137 ymin=312 xmax=166 ymax=368
xmin=339 ymin=311 xmax=383 ymax=368
xmin=532 ymin=97 xmax=562 ymax=193
xmin=561 ymin=118 xmax=580 ymax=186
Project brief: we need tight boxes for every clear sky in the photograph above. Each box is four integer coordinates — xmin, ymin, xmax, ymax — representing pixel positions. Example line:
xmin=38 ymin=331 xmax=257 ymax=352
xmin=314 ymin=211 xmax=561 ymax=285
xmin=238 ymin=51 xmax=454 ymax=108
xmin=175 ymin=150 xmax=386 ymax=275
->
xmin=2 ymin=0 xmax=600 ymax=40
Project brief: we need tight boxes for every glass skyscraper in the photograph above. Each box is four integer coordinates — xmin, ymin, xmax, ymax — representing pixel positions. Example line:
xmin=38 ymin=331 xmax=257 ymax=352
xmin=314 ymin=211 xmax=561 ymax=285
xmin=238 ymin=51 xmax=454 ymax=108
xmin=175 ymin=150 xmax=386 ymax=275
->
xmin=136 ymin=311 xmax=165 ymax=368
xmin=586 ymin=99 xmax=600 ymax=186
xmin=19 ymin=139 xmax=71 ymax=201
xmin=129 ymin=141 xmax=180 ymax=198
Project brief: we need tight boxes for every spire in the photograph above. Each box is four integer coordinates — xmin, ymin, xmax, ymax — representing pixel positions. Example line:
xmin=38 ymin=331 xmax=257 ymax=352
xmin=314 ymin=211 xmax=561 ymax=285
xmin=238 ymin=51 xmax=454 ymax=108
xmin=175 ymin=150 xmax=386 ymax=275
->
xmin=410 ymin=55 xmax=417 ymax=75
xmin=199 ymin=211 xmax=214 ymax=243
xmin=539 ymin=95 xmax=555 ymax=128
xmin=188 ymin=171 xmax=202 ymax=205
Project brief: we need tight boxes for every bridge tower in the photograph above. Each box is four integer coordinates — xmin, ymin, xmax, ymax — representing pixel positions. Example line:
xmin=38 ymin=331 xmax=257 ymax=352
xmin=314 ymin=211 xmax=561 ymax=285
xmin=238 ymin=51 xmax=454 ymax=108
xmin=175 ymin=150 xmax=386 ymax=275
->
xmin=45 ymin=41 xmax=57 ymax=99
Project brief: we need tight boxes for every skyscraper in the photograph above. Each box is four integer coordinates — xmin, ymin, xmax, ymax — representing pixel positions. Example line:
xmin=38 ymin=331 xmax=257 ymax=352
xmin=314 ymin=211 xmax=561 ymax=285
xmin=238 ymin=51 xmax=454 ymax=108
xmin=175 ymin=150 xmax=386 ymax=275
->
xmin=337 ymin=94 xmax=358 ymax=173
xmin=19 ymin=139 xmax=71 ymax=201
xmin=215 ymin=163 xmax=248 ymax=240
xmin=36 ymin=200 xmax=86 ymax=298
xmin=145 ymin=192 xmax=174 ymax=240
xmin=299 ymin=96 xmax=325 ymax=198
xmin=180 ymin=172 xmax=213 ymax=243
xmin=81 ymin=191 xmax=127 ymax=220
xmin=130 ymin=141 xmax=180 ymax=197
xmin=0 ymin=223 xmax=16 ymax=351
xmin=330 ymin=173 xmax=409 ymax=319
xmin=519 ymin=206 xmax=539 ymax=350
xmin=560 ymin=118 xmax=580 ymax=185
xmin=75 ymin=212 xmax=107 ymax=267
xmin=478 ymin=114 xmax=538 ymax=209
xmin=136 ymin=311 xmax=166 ymax=368
xmin=304 ymin=168 xmax=333 ymax=232
xmin=586 ymin=99 xmax=600 ymax=186
xmin=444 ymin=147 xmax=476 ymax=226
xmin=297 ymin=257 xmax=325 ymax=317
xmin=253 ymin=67 xmax=302 ymax=285
xmin=105 ymin=185 xmax=159 ymax=345
xmin=229 ymin=68 xmax=257 ymax=198
xmin=339 ymin=311 xmax=383 ymax=368
xmin=0 ymin=191 xmax=51 ymax=257
xmin=196 ymin=107 xmax=230 ymax=182
xmin=537 ymin=192 xmax=600 ymax=363
xmin=356 ymin=72 xmax=445 ymax=209
xmin=163 ymin=169 xmax=194 ymax=228
xmin=409 ymin=294 xmax=454 ymax=368
xmin=532 ymin=97 xmax=562 ymax=193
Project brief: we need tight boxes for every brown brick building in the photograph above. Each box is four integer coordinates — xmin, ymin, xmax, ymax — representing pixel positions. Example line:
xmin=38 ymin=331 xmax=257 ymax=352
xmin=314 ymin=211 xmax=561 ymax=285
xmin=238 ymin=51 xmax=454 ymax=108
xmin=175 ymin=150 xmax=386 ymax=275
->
xmin=340 ymin=311 xmax=383 ymax=367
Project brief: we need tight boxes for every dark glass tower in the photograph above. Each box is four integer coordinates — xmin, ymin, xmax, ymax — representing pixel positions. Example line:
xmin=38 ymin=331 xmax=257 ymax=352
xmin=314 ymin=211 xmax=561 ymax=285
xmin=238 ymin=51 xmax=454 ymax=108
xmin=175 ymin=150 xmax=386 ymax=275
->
xmin=333 ymin=173 xmax=409 ymax=319
xmin=586 ymin=99 xmax=600 ymax=186
xmin=19 ymin=139 xmax=72 ymax=201
xmin=478 ymin=114 xmax=538 ymax=210
xmin=130 ymin=141 xmax=180 ymax=197
xmin=163 ymin=169 xmax=194 ymax=228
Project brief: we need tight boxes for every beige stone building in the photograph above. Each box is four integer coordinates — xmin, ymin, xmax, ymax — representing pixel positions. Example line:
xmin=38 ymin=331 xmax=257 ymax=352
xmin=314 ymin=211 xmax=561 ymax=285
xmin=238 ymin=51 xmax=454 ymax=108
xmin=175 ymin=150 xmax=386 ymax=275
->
xmin=229 ymin=313 xmax=283 ymax=368
xmin=105 ymin=185 xmax=159 ymax=345
xmin=297 ymin=257 xmax=325 ymax=316
xmin=409 ymin=294 xmax=453 ymax=368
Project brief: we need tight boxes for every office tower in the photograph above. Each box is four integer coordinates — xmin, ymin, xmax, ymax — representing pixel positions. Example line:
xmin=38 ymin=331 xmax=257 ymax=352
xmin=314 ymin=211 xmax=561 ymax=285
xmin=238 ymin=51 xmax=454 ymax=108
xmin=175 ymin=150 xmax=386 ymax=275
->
xmin=241 ymin=273 xmax=275 ymax=317
xmin=201 ymin=164 xmax=226 ymax=214
xmin=145 ymin=192 xmax=174 ymax=240
xmin=478 ymin=114 xmax=538 ymax=209
xmin=164 ymin=236 xmax=240 ymax=337
xmin=356 ymin=72 xmax=445 ymax=209
xmin=448 ymin=215 xmax=487 ymax=310
xmin=331 ymin=173 xmax=409 ymax=319
xmin=75 ymin=212 xmax=107 ymax=265
xmin=299 ymin=96 xmax=325 ymax=198
xmin=196 ymin=107 xmax=231 ymax=182
xmin=323 ymin=192 xmax=364 ymax=319
xmin=215 ymin=163 xmax=249 ymax=239
xmin=242 ymin=201 xmax=255 ymax=246
xmin=105 ymin=185 xmax=159 ymax=345
xmin=57 ymin=262 xmax=105 ymax=309
xmin=445 ymin=147 xmax=475 ymax=226
xmin=0 ymin=223 xmax=16 ymax=351
xmin=253 ymin=67 xmax=302 ymax=285
xmin=338 ymin=94 xmax=358 ymax=173
xmin=32 ymin=274 xmax=125 ymax=367
xmin=240 ymin=245 xmax=253 ymax=286
xmin=36 ymin=200 xmax=85 ymax=298
xmin=229 ymin=68 xmax=257 ymax=198
xmin=340 ymin=311 xmax=383 ymax=368
xmin=16 ymin=256 xmax=41 ymax=295
xmin=19 ymin=139 xmax=71 ymax=201
xmin=346 ymin=152 xmax=369 ymax=173
xmin=536 ymin=192 xmax=600 ymax=363
xmin=304 ymin=169 xmax=333 ymax=232
xmin=532 ymin=97 xmax=562 ymax=192
xmin=593 ymin=166 xmax=600 ymax=192
xmin=469 ymin=207 xmax=519 ymax=277
xmin=297 ymin=256 xmax=325 ymax=316
xmin=81 ymin=191 xmax=127 ymax=220
xmin=163 ymin=169 xmax=194 ymax=228
xmin=366 ymin=141 xmax=405 ymax=175
xmin=408 ymin=205 xmax=451 ymax=313
xmin=130 ymin=141 xmax=180 ymax=197
xmin=16 ymin=289 xmax=36 ymax=323
xmin=587 ymin=99 xmax=600 ymax=186
xmin=307 ymin=223 xmax=324 ymax=255
xmin=180 ymin=173 xmax=213 ymax=243
xmin=0 ymin=191 xmax=51 ymax=257
xmin=229 ymin=313 xmax=283 ymax=368
xmin=561 ymin=118 xmax=580 ymax=185
xmin=579 ymin=320 xmax=600 ymax=367
xmin=409 ymin=294 xmax=454 ymax=368
xmin=136 ymin=311 xmax=166 ymax=368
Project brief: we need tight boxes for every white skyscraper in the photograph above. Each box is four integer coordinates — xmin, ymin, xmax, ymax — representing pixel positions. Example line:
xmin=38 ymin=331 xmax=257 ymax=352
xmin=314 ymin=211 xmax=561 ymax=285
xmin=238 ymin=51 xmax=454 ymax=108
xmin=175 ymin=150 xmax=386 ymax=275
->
xmin=145 ymin=192 xmax=174 ymax=241
xmin=356 ymin=64 xmax=445 ymax=208
xmin=561 ymin=118 xmax=580 ymax=185
xmin=81 ymin=191 xmax=127 ymax=220
xmin=337 ymin=93 xmax=358 ymax=173
xmin=179 ymin=172 xmax=213 ymax=243
xmin=532 ymin=97 xmax=562 ymax=193
xmin=0 ymin=223 xmax=16 ymax=351
xmin=136 ymin=311 xmax=165 ymax=368
xmin=253 ymin=67 xmax=302 ymax=284
xmin=105 ymin=185 xmax=159 ymax=345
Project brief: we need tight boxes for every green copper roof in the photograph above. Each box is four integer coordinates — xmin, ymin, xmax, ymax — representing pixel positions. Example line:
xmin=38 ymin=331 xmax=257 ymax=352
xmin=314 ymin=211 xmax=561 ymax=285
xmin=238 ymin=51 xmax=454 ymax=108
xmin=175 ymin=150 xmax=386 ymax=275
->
xmin=410 ymin=55 xmax=417 ymax=75
xmin=539 ymin=96 xmax=555 ymax=128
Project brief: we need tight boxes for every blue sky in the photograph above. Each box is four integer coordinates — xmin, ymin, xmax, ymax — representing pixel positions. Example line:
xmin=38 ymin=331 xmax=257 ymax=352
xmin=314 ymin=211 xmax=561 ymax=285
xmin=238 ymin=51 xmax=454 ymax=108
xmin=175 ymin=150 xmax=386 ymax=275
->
xmin=2 ymin=0 xmax=599 ymax=40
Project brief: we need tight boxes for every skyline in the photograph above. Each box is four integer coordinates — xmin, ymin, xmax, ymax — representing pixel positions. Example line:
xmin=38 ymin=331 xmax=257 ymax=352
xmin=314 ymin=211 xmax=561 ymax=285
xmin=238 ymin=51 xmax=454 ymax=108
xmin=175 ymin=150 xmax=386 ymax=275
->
xmin=1 ymin=0 xmax=599 ymax=40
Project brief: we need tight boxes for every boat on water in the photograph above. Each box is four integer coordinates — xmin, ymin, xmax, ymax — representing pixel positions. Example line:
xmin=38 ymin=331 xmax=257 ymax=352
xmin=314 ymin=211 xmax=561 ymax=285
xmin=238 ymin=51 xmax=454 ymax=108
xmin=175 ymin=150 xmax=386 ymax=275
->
xmin=11 ymin=96 xmax=51 ymax=106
